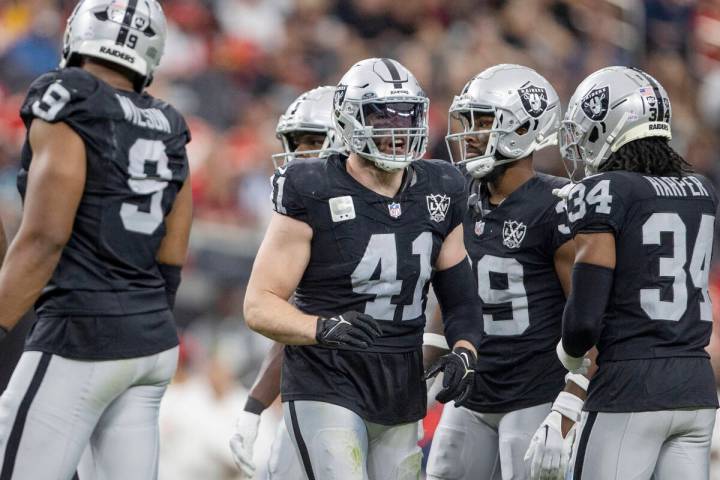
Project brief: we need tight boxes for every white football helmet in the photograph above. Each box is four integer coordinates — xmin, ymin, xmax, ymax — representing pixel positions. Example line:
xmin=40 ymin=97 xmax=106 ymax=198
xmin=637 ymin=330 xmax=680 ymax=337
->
xmin=272 ymin=86 xmax=344 ymax=168
xmin=333 ymin=58 xmax=428 ymax=171
xmin=446 ymin=64 xmax=561 ymax=179
xmin=560 ymin=66 xmax=672 ymax=176
xmin=60 ymin=0 xmax=167 ymax=91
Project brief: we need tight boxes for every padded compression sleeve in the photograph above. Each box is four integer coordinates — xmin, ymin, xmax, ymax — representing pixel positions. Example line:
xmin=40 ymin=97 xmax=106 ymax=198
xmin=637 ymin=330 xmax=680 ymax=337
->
xmin=158 ymin=263 xmax=182 ymax=310
xmin=433 ymin=259 xmax=484 ymax=349
xmin=562 ymin=262 xmax=614 ymax=357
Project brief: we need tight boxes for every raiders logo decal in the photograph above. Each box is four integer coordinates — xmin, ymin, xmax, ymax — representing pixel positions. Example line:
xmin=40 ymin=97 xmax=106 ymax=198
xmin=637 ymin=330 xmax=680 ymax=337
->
xmin=502 ymin=220 xmax=527 ymax=249
xmin=581 ymin=86 xmax=609 ymax=121
xmin=426 ymin=194 xmax=451 ymax=222
xmin=518 ymin=84 xmax=548 ymax=118
xmin=334 ymin=84 xmax=347 ymax=108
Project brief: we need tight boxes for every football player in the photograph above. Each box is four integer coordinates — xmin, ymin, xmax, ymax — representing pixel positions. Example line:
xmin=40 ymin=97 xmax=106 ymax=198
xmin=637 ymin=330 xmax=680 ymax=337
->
xmin=556 ymin=66 xmax=718 ymax=479
xmin=230 ymin=85 xmax=341 ymax=480
xmin=425 ymin=64 xmax=583 ymax=480
xmin=0 ymin=1 xmax=192 ymax=479
xmin=243 ymin=58 xmax=484 ymax=480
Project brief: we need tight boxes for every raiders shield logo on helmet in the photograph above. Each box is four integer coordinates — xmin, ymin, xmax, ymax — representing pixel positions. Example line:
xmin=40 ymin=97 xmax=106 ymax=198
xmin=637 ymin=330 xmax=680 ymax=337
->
xmin=518 ymin=84 xmax=548 ymax=118
xmin=581 ymin=86 xmax=609 ymax=121
xmin=334 ymin=84 xmax=347 ymax=108
xmin=502 ymin=220 xmax=527 ymax=249
xmin=426 ymin=194 xmax=450 ymax=222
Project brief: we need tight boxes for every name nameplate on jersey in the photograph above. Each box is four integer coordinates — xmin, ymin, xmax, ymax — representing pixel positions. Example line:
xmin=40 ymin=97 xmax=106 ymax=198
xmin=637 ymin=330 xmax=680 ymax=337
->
xmin=329 ymin=196 xmax=356 ymax=222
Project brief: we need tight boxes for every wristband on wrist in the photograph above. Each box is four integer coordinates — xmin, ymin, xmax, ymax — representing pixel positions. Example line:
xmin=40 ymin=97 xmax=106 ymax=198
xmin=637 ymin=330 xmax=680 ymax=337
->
xmin=551 ymin=391 xmax=584 ymax=423
xmin=243 ymin=396 xmax=267 ymax=415
xmin=565 ymin=372 xmax=590 ymax=392
xmin=423 ymin=333 xmax=449 ymax=350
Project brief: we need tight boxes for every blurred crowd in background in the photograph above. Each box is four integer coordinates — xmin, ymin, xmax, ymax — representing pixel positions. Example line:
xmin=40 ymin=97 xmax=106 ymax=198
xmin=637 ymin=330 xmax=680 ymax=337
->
xmin=3 ymin=0 xmax=720 ymax=477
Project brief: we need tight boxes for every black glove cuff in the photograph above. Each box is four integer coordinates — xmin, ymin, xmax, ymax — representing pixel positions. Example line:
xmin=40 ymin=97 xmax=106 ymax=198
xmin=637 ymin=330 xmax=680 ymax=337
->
xmin=243 ymin=395 xmax=267 ymax=415
xmin=315 ymin=316 xmax=326 ymax=343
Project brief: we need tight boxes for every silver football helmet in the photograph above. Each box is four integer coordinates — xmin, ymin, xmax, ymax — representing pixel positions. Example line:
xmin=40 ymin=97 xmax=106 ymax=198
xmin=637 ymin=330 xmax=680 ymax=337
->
xmin=60 ymin=0 xmax=167 ymax=91
xmin=333 ymin=58 xmax=428 ymax=171
xmin=446 ymin=64 xmax=560 ymax=179
xmin=272 ymin=86 xmax=344 ymax=168
xmin=560 ymin=66 xmax=672 ymax=176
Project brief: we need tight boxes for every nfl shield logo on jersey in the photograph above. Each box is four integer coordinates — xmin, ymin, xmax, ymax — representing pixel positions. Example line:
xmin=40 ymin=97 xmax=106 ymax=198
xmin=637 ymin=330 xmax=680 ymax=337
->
xmin=388 ymin=202 xmax=402 ymax=218
xmin=475 ymin=220 xmax=485 ymax=236
xmin=426 ymin=194 xmax=450 ymax=222
xmin=502 ymin=220 xmax=526 ymax=249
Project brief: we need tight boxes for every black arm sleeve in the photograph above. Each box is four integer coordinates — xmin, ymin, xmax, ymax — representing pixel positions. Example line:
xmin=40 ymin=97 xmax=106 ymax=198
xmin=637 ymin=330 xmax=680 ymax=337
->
xmin=433 ymin=259 xmax=484 ymax=349
xmin=562 ymin=262 xmax=614 ymax=357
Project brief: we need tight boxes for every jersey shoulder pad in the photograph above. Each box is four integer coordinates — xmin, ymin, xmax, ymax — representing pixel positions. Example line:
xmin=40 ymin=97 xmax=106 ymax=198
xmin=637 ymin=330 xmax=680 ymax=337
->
xmin=532 ymin=174 xmax=573 ymax=248
xmin=415 ymin=159 xmax=468 ymax=232
xmin=142 ymin=94 xmax=192 ymax=142
xmin=689 ymin=173 xmax=718 ymax=208
xmin=536 ymin=172 xmax=570 ymax=191
xmin=270 ymin=156 xmax=331 ymax=221
xmin=416 ymin=159 xmax=466 ymax=194
xmin=564 ymin=171 xmax=631 ymax=235
xmin=20 ymin=68 xmax=112 ymax=125
xmin=531 ymin=173 xmax=570 ymax=207
xmin=281 ymin=156 xmax=332 ymax=199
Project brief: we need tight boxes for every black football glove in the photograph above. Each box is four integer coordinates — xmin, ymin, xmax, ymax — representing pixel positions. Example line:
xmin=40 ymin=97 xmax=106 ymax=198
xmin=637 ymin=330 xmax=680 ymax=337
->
xmin=424 ymin=347 xmax=476 ymax=406
xmin=315 ymin=311 xmax=382 ymax=349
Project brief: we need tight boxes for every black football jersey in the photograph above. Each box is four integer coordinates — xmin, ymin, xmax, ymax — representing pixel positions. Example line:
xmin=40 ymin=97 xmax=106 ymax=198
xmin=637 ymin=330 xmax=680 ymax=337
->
xmin=462 ymin=173 xmax=572 ymax=413
xmin=18 ymin=68 xmax=190 ymax=359
xmin=565 ymin=170 xmax=718 ymax=411
xmin=272 ymin=154 xmax=467 ymax=424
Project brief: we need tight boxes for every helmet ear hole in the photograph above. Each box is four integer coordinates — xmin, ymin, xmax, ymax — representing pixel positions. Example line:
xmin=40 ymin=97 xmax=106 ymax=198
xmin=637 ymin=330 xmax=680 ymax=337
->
xmin=516 ymin=121 xmax=531 ymax=135
xmin=589 ymin=126 xmax=599 ymax=143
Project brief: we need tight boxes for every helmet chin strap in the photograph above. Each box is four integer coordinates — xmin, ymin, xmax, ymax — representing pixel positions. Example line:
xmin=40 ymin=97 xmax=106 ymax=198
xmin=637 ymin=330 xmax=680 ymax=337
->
xmin=462 ymin=155 xmax=520 ymax=179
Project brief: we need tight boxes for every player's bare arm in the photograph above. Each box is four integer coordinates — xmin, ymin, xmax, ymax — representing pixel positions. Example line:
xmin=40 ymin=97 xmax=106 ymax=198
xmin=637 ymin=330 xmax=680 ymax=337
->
xmin=0 ymin=119 xmax=85 ymax=333
xmin=156 ymin=172 xmax=193 ymax=267
xmin=553 ymin=239 xmax=575 ymax=297
xmin=155 ymin=172 xmax=193 ymax=309
xmin=0 ymin=220 xmax=7 ymax=267
xmin=244 ymin=212 xmax=317 ymax=344
xmin=248 ymin=341 xmax=284 ymax=408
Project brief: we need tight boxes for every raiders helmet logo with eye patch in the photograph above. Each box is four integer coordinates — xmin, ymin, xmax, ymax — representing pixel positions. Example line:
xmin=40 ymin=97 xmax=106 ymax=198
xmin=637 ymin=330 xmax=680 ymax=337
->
xmin=581 ymin=86 xmax=609 ymax=121
xmin=334 ymin=84 xmax=347 ymax=108
xmin=518 ymin=84 xmax=548 ymax=118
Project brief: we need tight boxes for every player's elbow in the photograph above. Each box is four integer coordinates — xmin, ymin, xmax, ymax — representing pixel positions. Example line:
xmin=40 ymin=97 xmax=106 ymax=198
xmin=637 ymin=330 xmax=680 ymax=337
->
xmin=17 ymin=227 xmax=69 ymax=258
xmin=562 ymin=325 xmax=598 ymax=358
xmin=243 ymin=289 xmax=266 ymax=334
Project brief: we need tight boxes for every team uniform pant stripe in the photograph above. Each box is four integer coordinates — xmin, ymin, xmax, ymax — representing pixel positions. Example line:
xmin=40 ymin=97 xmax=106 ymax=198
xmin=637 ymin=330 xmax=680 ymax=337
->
xmin=288 ymin=401 xmax=316 ymax=480
xmin=573 ymin=411 xmax=598 ymax=480
xmin=0 ymin=352 xmax=51 ymax=480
